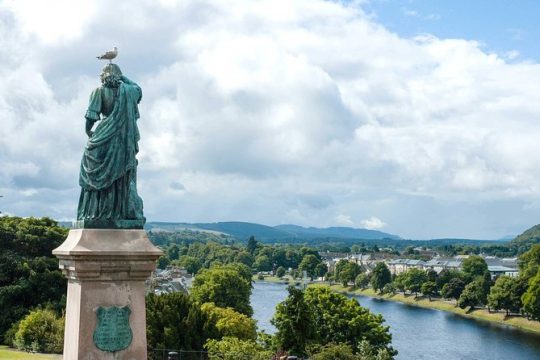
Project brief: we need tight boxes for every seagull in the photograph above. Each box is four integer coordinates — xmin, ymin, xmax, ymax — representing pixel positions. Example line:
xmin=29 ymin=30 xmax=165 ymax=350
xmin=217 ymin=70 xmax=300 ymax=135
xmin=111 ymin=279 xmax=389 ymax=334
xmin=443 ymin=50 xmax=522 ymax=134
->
xmin=97 ymin=47 xmax=118 ymax=63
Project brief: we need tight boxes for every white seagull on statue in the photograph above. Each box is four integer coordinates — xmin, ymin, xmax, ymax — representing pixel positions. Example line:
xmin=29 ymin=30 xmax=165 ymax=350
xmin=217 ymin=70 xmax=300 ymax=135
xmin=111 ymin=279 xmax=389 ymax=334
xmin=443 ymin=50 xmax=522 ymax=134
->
xmin=97 ymin=47 xmax=118 ymax=63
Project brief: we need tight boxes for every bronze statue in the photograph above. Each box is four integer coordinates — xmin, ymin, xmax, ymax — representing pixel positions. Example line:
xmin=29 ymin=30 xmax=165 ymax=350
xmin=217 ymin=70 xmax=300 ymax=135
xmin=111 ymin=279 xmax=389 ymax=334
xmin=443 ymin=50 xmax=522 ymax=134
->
xmin=76 ymin=63 xmax=145 ymax=229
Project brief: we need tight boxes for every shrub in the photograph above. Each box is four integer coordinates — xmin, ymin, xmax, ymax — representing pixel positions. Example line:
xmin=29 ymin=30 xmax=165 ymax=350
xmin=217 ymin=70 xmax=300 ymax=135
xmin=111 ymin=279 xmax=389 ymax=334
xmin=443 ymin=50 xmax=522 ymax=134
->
xmin=13 ymin=309 xmax=64 ymax=353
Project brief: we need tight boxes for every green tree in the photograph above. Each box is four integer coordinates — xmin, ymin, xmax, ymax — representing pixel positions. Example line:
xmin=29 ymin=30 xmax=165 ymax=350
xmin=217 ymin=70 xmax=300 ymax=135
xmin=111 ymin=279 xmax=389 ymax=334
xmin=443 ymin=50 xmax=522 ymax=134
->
xmin=488 ymin=276 xmax=525 ymax=315
xmin=205 ymin=337 xmax=272 ymax=360
xmin=146 ymin=292 xmax=218 ymax=353
xmin=355 ymin=273 xmax=370 ymax=289
xmin=441 ymin=278 xmax=466 ymax=301
xmin=302 ymin=287 xmax=394 ymax=355
xmin=157 ymin=255 xmax=170 ymax=269
xmin=338 ymin=262 xmax=363 ymax=287
xmin=276 ymin=266 xmax=286 ymax=278
xmin=271 ymin=286 xmax=315 ymax=356
xmin=403 ymin=268 xmax=428 ymax=297
xmin=371 ymin=263 xmax=392 ymax=293
xmin=522 ymin=269 xmax=540 ymax=320
xmin=315 ymin=262 xmax=329 ymax=278
xmin=200 ymin=303 xmax=256 ymax=340
xmin=461 ymin=256 xmax=488 ymax=281
xmin=519 ymin=244 xmax=540 ymax=281
xmin=392 ymin=273 xmax=407 ymax=293
xmin=191 ymin=265 xmax=253 ymax=316
xmin=421 ymin=281 xmax=437 ymax=301
xmin=13 ymin=309 xmax=64 ymax=354
xmin=298 ymin=254 xmax=322 ymax=280
xmin=253 ymin=255 xmax=272 ymax=272
xmin=176 ymin=255 xmax=202 ymax=274
xmin=436 ymin=269 xmax=464 ymax=289
xmin=458 ymin=279 xmax=487 ymax=310
xmin=247 ymin=236 xmax=258 ymax=256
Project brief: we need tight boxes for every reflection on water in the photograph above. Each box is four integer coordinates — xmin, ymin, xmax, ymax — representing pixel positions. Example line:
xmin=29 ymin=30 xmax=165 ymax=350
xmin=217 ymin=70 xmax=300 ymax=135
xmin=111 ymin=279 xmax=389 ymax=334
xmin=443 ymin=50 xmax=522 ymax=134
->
xmin=251 ymin=281 xmax=540 ymax=360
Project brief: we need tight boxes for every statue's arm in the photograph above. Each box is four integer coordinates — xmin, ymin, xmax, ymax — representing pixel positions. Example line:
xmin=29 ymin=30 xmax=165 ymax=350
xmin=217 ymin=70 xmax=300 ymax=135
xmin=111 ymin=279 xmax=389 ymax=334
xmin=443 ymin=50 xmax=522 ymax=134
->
xmin=84 ymin=88 xmax=102 ymax=137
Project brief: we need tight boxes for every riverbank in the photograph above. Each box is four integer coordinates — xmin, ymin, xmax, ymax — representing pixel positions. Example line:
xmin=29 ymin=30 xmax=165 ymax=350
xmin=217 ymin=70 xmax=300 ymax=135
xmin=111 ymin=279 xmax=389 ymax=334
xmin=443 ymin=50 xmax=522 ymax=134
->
xmin=324 ymin=284 xmax=540 ymax=335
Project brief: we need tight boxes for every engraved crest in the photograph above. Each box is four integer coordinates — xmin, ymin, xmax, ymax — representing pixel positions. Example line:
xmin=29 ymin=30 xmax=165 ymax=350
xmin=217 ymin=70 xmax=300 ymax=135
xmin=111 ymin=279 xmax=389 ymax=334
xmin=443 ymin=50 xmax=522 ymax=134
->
xmin=93 ymin=306 xmax=133 ymax=352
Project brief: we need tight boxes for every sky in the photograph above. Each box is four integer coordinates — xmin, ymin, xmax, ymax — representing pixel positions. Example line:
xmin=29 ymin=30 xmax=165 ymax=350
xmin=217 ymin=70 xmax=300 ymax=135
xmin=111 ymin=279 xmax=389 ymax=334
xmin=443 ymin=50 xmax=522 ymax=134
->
xmin=0 ymin=0 xmax=539 ymax=240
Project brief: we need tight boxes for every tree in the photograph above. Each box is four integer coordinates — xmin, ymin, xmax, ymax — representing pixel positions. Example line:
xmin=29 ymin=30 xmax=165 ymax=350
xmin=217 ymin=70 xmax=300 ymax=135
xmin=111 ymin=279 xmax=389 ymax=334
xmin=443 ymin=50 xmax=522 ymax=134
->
xmin=200 ymin=303 xmax=256 ymax=340
xmin=461 ymin=256 xmax=488 ymax=281
xmin=371 ymin=263 xmax=392 ymax=293
xmin=441 ymin=278 xmax=466 ymax=302
xmin=157 ymin=255 xmax=170 ymax=269
xmin=522 ymin=269 xmax=540 ymax=320
xmin=271 ymin=286 xmax=315 ymax=356
xmin=355 ymin=273 xmax=370 ymax=289
xmin=298 ymin=254 xmax=322 ymax=280
xmin=338 ymin=262 xmax=363 ymax=287
xmin=315 ymin=262 xmax=329 ymax=278
xmin=403 ymin=268 xmax=428 ymax=297
xmin=205 ymin=337 xmax=272 ymax=360
xmin=191 ymin=265 xmax=253 ymax=316
xmin=0 ymin=217 xmax=67 ymax=340
xmin=458 ymin=279 xmax=487 ymax=310
xmin=488 ymin=276 xmax=525 ymax=315
xmin=176 ymin=255 xmax=202 ymax=274
xmin=302 ymin=287 xmax=395 ymax=355
xmin=13 ymin=309 xmax=63 ymax=354
xmin=146 ymin=292 xmax=218 ymax=353
xmin=392 ymin=273 xmax=407 ymax=293
xmin=519 ymin=244 xmax=540 ymax=281
xmin=276 ymin=266 xmax=286 ymax=278
xmin=436 ymin=269 xmax=463 ymax=289
xmin=253 ymin=255 xmax=272 ymax=272
xmin=421 ymin=281 xmax=437 ymax=301
xmin=247 ymin=236 xmax=258 ymax=256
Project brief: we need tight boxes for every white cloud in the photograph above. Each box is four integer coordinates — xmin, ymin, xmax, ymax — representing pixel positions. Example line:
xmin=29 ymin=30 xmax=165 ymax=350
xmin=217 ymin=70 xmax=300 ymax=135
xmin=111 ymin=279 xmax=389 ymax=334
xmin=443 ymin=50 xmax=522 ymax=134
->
xmin=0 ymin=0 xmax=539 ymax=238
xmin=360 ymin=217 xmax=387 ymax=230
xmin=335 ymin=214 xmax=354 ymax=226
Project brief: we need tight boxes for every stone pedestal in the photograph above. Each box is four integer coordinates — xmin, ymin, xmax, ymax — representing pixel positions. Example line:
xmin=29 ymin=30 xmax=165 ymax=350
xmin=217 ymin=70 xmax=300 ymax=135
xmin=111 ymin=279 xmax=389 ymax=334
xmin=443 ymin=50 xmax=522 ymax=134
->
xmin=53 ymin=229 xmax=163 ymax=360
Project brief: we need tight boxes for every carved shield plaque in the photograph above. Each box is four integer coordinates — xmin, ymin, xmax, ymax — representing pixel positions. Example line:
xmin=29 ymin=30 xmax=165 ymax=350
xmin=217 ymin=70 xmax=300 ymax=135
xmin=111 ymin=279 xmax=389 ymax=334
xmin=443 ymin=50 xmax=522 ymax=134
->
xmin=93 ymin=306 xmax=133 ymax=352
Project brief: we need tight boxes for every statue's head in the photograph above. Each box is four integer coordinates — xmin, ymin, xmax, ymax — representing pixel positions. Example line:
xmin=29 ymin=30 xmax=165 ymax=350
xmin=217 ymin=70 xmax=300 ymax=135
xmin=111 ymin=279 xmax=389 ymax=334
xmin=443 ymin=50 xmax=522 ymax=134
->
xmin=100 ymin=63 xmax=122 ymax=88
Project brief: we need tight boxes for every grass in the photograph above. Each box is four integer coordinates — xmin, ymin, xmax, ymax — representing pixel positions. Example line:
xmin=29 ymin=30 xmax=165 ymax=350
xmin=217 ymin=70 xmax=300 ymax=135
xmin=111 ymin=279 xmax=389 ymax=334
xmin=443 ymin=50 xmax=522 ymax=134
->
xmin=252 ymin=275 xmax=295 ymax=283
xmin=325 ymin=284 xmax=540 ymax=335
xmin=0 ymin=346 xmax=61 ymax=360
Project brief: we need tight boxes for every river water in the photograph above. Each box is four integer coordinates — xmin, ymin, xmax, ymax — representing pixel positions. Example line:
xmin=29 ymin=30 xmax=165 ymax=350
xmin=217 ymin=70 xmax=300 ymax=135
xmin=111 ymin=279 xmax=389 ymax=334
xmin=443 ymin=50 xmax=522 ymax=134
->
xmin=251 ymin=281 xmax=540 ymax=360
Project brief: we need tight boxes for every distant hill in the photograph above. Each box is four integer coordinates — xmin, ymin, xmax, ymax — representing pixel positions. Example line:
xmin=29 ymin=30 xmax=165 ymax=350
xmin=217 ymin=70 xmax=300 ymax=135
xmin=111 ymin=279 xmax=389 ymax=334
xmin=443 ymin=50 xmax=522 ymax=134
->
xmin=275 ymin=224 xmax=400 ymax=240
xmin=144 ymin=221 xmax=400 ymax=242
xmin=509 ymin=224 xmax=540 ymax=253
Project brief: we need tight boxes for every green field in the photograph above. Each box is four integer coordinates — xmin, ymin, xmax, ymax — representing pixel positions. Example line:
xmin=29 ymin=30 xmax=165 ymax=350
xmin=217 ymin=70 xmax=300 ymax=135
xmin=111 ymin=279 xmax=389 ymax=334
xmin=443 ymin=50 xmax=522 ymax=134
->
xmin=0 ymin=346 xmax=61 ymax=360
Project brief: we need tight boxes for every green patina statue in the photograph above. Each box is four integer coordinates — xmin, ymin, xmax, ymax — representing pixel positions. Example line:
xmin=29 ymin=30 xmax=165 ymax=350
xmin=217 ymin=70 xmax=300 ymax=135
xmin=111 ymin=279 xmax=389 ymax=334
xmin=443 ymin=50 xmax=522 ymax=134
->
xmin=75 ymin=63 xmax=145 ymax=229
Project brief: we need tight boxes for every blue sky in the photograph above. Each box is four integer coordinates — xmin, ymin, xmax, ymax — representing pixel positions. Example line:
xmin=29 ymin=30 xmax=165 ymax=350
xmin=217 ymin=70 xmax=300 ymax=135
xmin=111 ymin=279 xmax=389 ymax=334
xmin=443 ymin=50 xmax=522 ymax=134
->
xmin=1 ymin=0 xmax=540 ymax=239
xmin=365 ymin=0 xmax=539 ymax=61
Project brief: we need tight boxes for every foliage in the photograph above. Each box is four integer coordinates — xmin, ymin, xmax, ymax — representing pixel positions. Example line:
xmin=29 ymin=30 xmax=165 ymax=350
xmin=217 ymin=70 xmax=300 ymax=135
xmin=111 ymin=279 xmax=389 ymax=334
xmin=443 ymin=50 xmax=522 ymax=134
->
xmin=518 ymin=244 xmax=540 ymax=281
xmin=247 ymin=236 xmax=258 ymax=256
xmin=273 ymin=286 xmax=394 ymax=356
xmin=13 ymin=309 xmax=63 ymax=354
xmin=253 ymin=255 xmax=272 ymax=272
xmin=271 ymin=286 xmax=315 ymax=356
xmin=488 ymin=276 xmax=526 ymax=315
xmin=191 ymin=264 xmax=253 ymax=316
xmin=421 ymin=281 xmax=437 ymax=301
xmin=276 ymin=266 xmax=286 ymax=278
xmin=371 ymin=263 xmax=392 ymax=293
xmin=510 ymin=224 xmax=540 ymax=254
xmin=458 ymin=279 xmax=487 ymax=310
xmin=441 ymin=278 xmax=466 ymax=301
xmin=146 ymin=292 xmax=218 ymax=353
xmin=403 ymin=268 xmax=428 ymax=296
xmin=0 ymin=217 xmax=67 ymax=342
xmin=174 ymin=255 xmax=202 ymax=274
xmin=200 ymin=303 xmax=256 ymax=340
xmin=299 ymin=254 xmax=323 ymax=280
xmin=461 ymin=256 xmax=488 ymax=281
xmin=307 ymin=342 xmax=357 ymax=360
xmin=205 ymin=336 xmax=272 ymax=360
xmin=436 ymin=269 xmax=464 ymax=289
xmin=338 ymin=262 xmax=364 ymax=286
xmin=522 ymin=269 xmax=540 ymax=320
xmin=356 ymin=273 xmax=370 ymax=289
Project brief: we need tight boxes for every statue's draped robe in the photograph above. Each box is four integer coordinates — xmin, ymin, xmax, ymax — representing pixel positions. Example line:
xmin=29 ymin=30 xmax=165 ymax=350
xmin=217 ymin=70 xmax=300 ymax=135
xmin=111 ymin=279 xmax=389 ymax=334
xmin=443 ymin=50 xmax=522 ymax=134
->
xmin=77 ymin=79 xmax=145 ymax=224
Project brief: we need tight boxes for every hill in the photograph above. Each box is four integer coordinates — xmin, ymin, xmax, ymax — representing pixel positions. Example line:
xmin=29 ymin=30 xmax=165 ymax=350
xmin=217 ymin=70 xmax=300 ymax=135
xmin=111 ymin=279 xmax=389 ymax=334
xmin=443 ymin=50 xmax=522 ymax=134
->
xmin=275 ymin=224 xmax=400 ymax=240
xmin=509 ymin=224 xmax=540 ymax=254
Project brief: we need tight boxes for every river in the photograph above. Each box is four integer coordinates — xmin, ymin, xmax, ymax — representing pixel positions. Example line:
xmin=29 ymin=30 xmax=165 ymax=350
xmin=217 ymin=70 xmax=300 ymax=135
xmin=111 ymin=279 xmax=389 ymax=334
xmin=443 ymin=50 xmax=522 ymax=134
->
xmin=251 ymin=281 xmax=540 ymax=360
